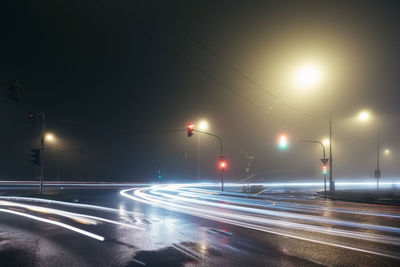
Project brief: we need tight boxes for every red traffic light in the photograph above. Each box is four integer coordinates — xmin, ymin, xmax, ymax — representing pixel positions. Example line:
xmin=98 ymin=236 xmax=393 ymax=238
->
xmin=218 ymin=156 xmax=227 ymax=171
xmin=219 ymin=161 xmax=227 ymax=169
xmin=187 ymin=123 xmax=194 ymax=137
xmin=28 ymin=112 xmax=36 ymax=125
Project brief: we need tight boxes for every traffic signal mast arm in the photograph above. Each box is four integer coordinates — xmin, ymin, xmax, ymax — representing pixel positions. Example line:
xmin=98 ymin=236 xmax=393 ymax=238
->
xmin=293 ymin=139 xmax=326 ymax=159
xmin=192 ymin=129 xmax=223 ymax=156
xmin=150 ymin=126 xmax=225 ymax=159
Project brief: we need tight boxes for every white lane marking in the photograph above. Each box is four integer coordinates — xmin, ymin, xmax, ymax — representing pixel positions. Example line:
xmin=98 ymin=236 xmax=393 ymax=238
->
xmin=132 ymin=258 xmax=146 ymax=266
xmin=0 ymin=196 xmax=143 ymax=217
xmin=0 ymin=208 xmax=104 ymax=241
xmin=172 ymin=244 xmax=202 ymax=262
xmin=0 ymin=200 xmax=145 ymax=231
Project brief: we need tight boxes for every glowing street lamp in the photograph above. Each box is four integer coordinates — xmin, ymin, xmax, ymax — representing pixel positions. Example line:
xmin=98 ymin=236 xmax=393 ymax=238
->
xmin=357 ymin=110 xmax=371 ymax=122
xmin=322 ymin=138 xmax=329 ymax=146
xmin=198 ymin=120 xmax=208 ymax=131
xmin=295 ymin=64 xmax=322 ymax=88
xmin=384 ymin=149 xmax=390 ymax=155
xmin=45 ymin=133 xmax=56 ymax=143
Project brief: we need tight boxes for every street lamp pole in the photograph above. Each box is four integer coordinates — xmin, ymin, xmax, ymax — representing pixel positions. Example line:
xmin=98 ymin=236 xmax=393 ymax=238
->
xmin=39 ymin=112 xmax=45 ymax=196
xmin=328 ymin=79 xmax=335 ymax=192
xmin=294 ymin=140 xmax=328 ymax=194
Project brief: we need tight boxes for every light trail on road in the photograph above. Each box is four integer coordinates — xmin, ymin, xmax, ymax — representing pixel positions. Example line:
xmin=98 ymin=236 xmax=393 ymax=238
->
xmin=0 ymin=198 xmax=145 ymax=241
xmin=0 ymin=208 xmax=105 ymax=241
xmin=121 ymin=184 xmax=400 ymax=260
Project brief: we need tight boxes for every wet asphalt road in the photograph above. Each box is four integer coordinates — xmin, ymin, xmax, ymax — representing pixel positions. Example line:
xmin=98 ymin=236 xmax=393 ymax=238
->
xmin=0 ymin=183 xmax=399 ymax=266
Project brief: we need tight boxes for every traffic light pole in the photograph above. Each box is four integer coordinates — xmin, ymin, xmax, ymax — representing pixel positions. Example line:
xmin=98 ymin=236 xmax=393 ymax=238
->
xmin=375 ymin=129 xmax=381 ymax=190
xmin=294 ymin=140 xmax=328 ymax=195
xmin=39 ymin=112 xmax=45 ymax=195
xmin=191 ymin=129 xmax=225 ymax=189
xmin=221 ymin=169 xmax=224 ymax=192
xmin=193 ymin=130 xmax=223 ymax=156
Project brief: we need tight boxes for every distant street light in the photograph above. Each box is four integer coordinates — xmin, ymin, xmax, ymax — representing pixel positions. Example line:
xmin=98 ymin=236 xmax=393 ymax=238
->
xmin=322 ymin=138 xmax=330 ymax=146
xmin=45 ymin=133 xmax=56 ymax=143
xmin=384 ymin=149 xmax=390 ymax=155
xmin=357 ymin=110 xmax=371 ymax=122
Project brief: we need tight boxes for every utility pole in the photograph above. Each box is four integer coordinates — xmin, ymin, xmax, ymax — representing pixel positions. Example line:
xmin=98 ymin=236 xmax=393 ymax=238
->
xmin=329 ymin=79 xmax=335 ymax=192
xmin=39 ymin=112 xmax=45 ymax=195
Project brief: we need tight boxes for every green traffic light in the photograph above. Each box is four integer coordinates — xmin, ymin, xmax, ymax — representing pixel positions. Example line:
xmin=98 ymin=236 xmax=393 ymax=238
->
xmin=278 ymin=142 xmax=288 ymax=149
xmin=278 ymin=135 xmax=289 ymax=150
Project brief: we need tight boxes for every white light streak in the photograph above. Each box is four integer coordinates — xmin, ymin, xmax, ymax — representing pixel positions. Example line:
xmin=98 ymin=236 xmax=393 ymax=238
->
xmin=0 ymin=208 xmax=104 ymax=241
xmin=120 ymin=185 xmax=400 ymax=260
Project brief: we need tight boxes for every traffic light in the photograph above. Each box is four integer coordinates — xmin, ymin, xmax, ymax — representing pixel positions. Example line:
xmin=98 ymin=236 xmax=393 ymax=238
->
xmin=30 ymin=149 xmax=40 ymax=166
xmin=322 ymin=165 xmax=328 ymax=175
xmin=8 ymin=80 xmax=20 ymax=102
xmin=278 ymin=135 xmax=288 ymax=150
xmin=187 ymin=123 xmax=194 ymax=137
xmin=218 ymin=156 xmax=227 ymax=171
xmin=28 ymin=112 xmax=36 ymax=126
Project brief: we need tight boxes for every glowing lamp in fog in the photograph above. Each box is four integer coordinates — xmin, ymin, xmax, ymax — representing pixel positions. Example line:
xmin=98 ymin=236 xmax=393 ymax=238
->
xmin=296 ymin=65 xmax=321 ymax=88
xmin=45 ymin=133 xmax=56 ymax=143
xmin=198 ymin=120 xmax=208 ymax=131
xmin=322 ymin=138 xmax=329 ymax=146
xmin=357 ymin=111 xmax=371 ymax=122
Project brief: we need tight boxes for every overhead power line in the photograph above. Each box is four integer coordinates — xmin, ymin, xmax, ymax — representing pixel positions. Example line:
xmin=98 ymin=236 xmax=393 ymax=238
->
xmin=92 ymin=0 xmax=315 ymax=137
xmin=141 ymin=0 xmax=317 ymax=120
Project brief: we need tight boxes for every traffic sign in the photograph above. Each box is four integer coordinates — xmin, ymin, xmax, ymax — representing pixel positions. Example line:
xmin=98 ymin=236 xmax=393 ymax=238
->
xmin=320 ymin=158 xmax=329 ymax=165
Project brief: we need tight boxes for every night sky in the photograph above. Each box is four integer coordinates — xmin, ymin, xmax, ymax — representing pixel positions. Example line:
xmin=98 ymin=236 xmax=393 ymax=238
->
xmin=1 ymin=0 xmax=400 ymax=182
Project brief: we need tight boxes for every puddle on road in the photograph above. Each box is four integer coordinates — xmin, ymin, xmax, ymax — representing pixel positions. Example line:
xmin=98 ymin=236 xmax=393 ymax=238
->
xmin=127 ymin=241 xmax=225 ymax=267
xmin=126 ymin=246 xmax=196 ymax=267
